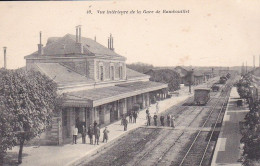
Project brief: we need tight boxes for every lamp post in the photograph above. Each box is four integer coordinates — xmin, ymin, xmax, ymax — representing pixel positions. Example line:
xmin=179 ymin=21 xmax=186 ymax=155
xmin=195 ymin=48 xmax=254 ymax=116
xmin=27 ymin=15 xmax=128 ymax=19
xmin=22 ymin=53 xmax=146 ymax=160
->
xmin=188 ymin=69 xmax=194 ymax=94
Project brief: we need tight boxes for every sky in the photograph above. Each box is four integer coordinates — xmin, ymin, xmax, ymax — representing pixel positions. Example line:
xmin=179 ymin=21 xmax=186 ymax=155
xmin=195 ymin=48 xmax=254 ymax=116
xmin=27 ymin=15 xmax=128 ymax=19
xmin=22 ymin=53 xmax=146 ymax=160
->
xmin=0 ymin=0 xmax=260 ymax=69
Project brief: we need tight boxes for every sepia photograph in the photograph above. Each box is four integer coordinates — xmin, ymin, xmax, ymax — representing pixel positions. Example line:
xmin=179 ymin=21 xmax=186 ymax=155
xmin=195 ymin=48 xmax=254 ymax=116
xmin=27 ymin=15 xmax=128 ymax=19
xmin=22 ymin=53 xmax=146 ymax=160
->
xmin=0 ymin=0 xmax=260 ymax=165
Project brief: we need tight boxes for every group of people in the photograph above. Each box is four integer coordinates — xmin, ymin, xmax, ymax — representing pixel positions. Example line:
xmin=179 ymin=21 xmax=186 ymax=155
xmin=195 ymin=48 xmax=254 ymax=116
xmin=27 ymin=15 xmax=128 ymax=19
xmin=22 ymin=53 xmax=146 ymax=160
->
xmin=72 ymin=121 xmax=109 ymax=145
xmin=72 ymin=102 xmax=171 ymax=145
xmin=120 ymin=111 xmax=139 ymax=131
xmin=146 ymin=108 xmax=175 ymax=127
xmin=127 ymin=111 xmax=138 ymax=123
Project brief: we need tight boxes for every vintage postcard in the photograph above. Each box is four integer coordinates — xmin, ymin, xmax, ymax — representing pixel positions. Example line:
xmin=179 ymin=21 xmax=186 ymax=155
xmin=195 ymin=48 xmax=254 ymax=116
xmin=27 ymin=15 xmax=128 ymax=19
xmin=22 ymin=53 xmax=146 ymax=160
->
xmin=0 ymin=0 xmax=259 ymax=166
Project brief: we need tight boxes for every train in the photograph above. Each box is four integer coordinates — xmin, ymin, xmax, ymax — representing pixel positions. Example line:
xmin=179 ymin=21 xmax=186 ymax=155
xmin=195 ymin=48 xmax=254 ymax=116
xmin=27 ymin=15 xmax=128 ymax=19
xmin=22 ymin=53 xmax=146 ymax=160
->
xmin=194 ymin=88 xmax=211 ymax=105
xmin=211 ymin=84 xmax=220 ymax=92
xmin=219 ymin=73 xmax=231 ymax=84
xmin=219 ymin=76 xmax=227 ymax=84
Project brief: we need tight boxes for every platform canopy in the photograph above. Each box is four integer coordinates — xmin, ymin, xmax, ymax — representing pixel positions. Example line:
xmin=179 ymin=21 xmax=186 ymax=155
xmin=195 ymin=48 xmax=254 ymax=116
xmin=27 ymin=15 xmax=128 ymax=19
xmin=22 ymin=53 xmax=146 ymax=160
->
xmin=63 ymin=81 xmax=168 ymax=107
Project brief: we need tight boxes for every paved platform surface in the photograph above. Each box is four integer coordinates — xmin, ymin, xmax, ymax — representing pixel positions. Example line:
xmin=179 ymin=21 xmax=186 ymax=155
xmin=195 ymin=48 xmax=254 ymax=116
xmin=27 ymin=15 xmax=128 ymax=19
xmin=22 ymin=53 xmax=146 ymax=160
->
xmin=211 ymin=87 xmax=249 ymax=166
xmin=7 ymin=78 xmax=218 ymax=166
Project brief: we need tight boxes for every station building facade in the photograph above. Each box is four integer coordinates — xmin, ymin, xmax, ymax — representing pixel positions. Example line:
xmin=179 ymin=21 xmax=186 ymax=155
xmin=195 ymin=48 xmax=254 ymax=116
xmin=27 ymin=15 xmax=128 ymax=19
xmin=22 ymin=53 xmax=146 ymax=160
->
xmin=24 ymin=27 xmax=168 ymax=145
xmin=175 ymin=66 xmax=213 ymax=86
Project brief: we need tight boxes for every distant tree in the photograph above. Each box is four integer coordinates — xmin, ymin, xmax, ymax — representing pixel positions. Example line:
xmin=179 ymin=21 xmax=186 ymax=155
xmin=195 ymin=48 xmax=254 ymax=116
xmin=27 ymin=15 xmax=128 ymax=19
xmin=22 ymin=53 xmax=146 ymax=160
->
xmin=236 ymin=73 xmax=252 ymax=99
xmin=0 ymin=69 xmax=62 ymax=164
xmin=146 ymin=69 xmax=181 ymax=91
xmin=126 ymin=62 xmax=154 ymax=73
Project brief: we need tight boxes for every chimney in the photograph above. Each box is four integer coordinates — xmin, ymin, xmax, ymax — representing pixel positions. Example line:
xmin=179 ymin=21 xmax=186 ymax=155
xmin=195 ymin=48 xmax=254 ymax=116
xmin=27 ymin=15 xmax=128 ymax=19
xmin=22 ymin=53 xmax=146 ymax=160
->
xmin=108 ymin=34 xmax=114 ymax=51
xmin=75 ymin=25 xmax=83 ymax=54
xmin=110 ymin=34 xmax=112 ymax=50
xmin=253 ymin=55 xmax=255 ymax=69
xmin=76 ymin=26 xmax=78 ymax=43
xmin=38 ymin=31 xmax=44 ymax=55
xmin=78 ymin=25 xmax=81 ymax=43
xmin=94 ymin=36 xmax=96 ymax=42
xmin=111 ymin=37 xmax=114 ymax=51
xmin=246 ymin=61 xmax=247 ymax=73
xmin=108 ymin=37 xmax=110 ymax=49
xmin=3 ymin=47 xmax=7 ymax=69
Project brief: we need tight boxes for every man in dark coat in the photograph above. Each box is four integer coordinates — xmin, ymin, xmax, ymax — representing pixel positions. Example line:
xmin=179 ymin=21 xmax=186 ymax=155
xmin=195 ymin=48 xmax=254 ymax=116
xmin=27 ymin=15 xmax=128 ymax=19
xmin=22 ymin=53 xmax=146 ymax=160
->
xmin=147 ymin=113 xmax=151 ymax=126
xmin=123 ymin=118 xmax=128 ymax=131
xmin=133 ymin=111 xmax=137 ymax=123
xmin=146 ymin=108 xmax=150 ymax=119
xmin=93 ymin=121 xmax=97 ymax=131
xmin=153 ymin=114 xmax=158 ymax=126
xmin=95 ymin=126 xmax=100 ymax=145
xmin=167 ymin=114 xmax=171 ymax=127
xmin=103 ymin=127 xmax=109 ymax=143
xmin=129 ymin=111 xmax=133 ymax=123
xmin=88 ymin=124 xmax=94 ymax=145
xmin=160 ymin=115 xmax=165 ymax=126
xmin=82 ymin=125 xmax=86 ymax=144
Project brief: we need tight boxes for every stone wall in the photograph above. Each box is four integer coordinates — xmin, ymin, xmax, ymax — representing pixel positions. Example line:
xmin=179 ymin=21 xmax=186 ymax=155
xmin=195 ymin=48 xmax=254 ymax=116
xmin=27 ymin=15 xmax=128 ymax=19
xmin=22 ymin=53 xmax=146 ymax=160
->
xmin=26 ymin=116 xmax=62 ymax=145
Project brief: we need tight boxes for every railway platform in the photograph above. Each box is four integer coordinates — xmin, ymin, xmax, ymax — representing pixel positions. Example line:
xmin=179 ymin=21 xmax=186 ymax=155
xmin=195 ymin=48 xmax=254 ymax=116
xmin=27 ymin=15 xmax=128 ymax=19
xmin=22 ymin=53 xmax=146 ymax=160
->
xmin=5 ymin=78 xmax=219 ymax=166
xmin=211 ymin=87 xmax=249 ymax=166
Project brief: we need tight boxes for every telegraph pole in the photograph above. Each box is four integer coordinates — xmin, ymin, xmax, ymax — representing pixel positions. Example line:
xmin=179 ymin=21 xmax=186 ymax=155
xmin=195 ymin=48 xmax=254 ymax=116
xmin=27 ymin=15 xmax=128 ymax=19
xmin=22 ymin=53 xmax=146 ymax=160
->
xmin=188 ymin=69 xmax=194 ymax=94
xmin=3 ymin=47 xmax=7 ymax=69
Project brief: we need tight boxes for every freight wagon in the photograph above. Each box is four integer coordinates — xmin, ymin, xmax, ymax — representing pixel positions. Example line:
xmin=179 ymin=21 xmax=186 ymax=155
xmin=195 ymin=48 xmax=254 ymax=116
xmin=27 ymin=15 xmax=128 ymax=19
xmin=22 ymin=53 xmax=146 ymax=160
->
xmin=219 ymin=76 xmax=227 ymax=84
xmin=211 ymin=85 xmax=220 ymax=92
xmin=194 ymin=88 xmax=211 ymax=105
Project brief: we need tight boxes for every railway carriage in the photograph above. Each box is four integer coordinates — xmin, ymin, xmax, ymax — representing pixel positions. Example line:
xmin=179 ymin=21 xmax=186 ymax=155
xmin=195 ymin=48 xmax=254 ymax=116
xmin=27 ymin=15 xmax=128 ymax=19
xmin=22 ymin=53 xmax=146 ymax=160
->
xmin=219 ymin=76 xmax=227 ymax=84
xmin=211 ymin=85 xmax=220 ymax=92
xmin=194 ymin=88 xmax=210 ymax=105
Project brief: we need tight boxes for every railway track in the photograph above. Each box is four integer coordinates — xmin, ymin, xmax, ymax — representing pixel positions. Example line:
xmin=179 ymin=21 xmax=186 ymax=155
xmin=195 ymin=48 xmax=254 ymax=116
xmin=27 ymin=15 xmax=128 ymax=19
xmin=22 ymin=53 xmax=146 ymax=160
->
xmin=132 ymin=97 xmax=220 ymax=166
xmin=176 ymin=78 xmax=235 ymax=166
xmin=132 ymin=107 xmax=204 ymax=166
xmin=76 ymin=77 xmax=235 ymax=166
xmin=133 ymin=78 xmax=234 ymax=166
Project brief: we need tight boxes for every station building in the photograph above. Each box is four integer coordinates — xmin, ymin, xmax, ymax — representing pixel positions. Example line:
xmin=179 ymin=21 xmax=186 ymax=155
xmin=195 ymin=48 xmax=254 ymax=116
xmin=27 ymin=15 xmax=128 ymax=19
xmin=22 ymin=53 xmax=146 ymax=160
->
xmin=175 ymin=66 xmax=213 ymax=86
xmin=24 ymin=26 xmax=168 ymax=145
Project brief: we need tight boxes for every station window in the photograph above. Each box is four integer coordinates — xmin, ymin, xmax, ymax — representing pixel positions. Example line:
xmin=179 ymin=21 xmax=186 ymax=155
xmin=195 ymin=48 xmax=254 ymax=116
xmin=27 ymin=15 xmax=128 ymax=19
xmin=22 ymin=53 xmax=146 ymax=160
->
xmin=110 ymin=65 xmax=115 ymax=80
xmin=100 ymin=65 xmax=104 ymax=81
xmin=119 ymin=65 xmax=123 ymax=79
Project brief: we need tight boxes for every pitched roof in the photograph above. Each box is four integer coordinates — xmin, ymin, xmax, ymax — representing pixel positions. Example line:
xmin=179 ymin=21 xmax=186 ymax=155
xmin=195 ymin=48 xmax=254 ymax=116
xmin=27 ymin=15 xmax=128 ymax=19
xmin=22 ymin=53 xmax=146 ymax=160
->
xmin=126 ymin=68 xmax=149 ymax=79
xmin=193 ymin=70 xmax=204 ymax=77
xmin=175 ymin=66 xmax=189 ymax=77
xmin=65 ymin=81 xmax=167 ymax=107
xmin=25 ymin=34 xmax=125 ymax=60
xmin=34 ymin=63 xmax=94 ymax=86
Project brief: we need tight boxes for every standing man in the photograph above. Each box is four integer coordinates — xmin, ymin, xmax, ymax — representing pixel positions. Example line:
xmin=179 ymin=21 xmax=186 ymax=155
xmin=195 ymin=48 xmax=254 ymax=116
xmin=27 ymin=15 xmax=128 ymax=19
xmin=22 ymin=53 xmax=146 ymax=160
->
xmin=73 ymin=126 xmax=78 ymax=144
xmin=153 ymin=113 xmax=158 ymax=126
xmin=147 ymin=113 xmax=151 ymax=126
xmin=167 ymin=114 xmax=171 ymax=127
xmin=160 ymin=115 xmax=165 ymax=126
xmin=95 ymin=125 xmax=100 ymax=145
xmin=93 ymin=120 xmax=97 ymax=131
xmin=88 ymin=124 xmax=94 ymax=145
xmin=103 ymin=127 xmax=109 ymax=143
xmin=146 ymin=108 xmax=150 ymax=119
xmin=123 ymin=118 xmax=128 ymax=131
xmin=133 ymin=111 xmax=137 ymax=123
xmin=129 ymin=111 xmax=133 ymax=123
xmin=82 ymin=125 xmax=86 ymax=144
xmin=171 ymin=115 xmax=175 ymax=128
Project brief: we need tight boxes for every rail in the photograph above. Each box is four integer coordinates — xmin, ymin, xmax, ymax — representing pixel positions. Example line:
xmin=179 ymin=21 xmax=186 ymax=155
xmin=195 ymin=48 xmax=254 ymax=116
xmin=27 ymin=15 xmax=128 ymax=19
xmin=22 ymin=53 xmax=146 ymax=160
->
xmin=178 ymin=77 xmax=234 ymax=166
